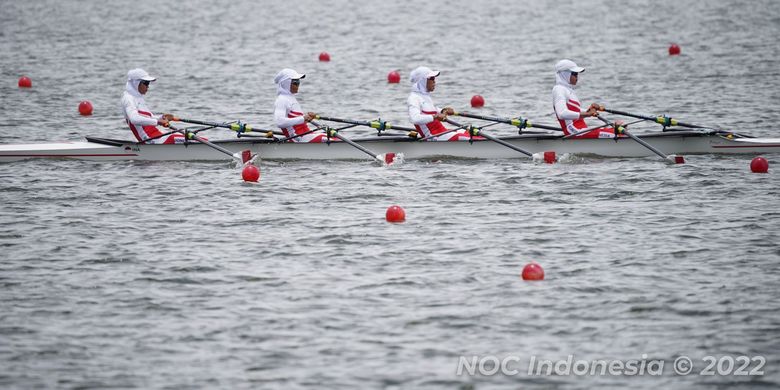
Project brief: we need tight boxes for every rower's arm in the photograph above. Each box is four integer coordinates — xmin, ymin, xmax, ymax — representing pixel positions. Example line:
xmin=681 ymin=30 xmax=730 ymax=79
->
xmin=122 ymin=97 xmax=157 ymax=127
xmin=408 ymin=96 xmax=433 ymax=125
xmin=553 ymin=94 xmax=580 ymax=120
xmin=274 ymin=99 xmax=305 ymax=128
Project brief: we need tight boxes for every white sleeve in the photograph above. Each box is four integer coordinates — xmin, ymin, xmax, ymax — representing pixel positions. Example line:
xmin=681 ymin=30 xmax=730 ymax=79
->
xmin=553 ymin=87 xmax=580 ymax=120
xmin=274 ymin=98 xmax=305 ymax=128
xmin=122 ymin=96 xmax=158 ymax=126
xmin=407 ymin=95 xmax=434 ymax=125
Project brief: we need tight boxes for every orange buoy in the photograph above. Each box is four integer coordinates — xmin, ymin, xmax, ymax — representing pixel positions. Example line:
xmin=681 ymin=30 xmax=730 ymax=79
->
xmin=521 ymin=262 xmax=544 ymax=281
xmin=470 ymin=95 xmax=485 ymax=108
xmin=242 ymin=164 xmax=260 ymax=182
xmin=78 ymin=101 xmax=93 ymax=116
xmin=387 ymin=70 xmax=401 ymax=84
xmin=385 ymin=205 xmax=405 ymax=223
xmin=750 ymin=156 xmax=769 ymax=173
xmin=18 ymin=76 xmax=32 ymax=88
xmin=668 ymin=43 xmax=681 ymax=56
xmin=318 ymin=52 xmax=331 ymax=62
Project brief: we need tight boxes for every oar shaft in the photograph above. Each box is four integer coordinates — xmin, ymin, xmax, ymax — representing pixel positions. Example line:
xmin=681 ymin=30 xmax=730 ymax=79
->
xmin=563 ymin=123 xmax=611 ymax=139
xmin=137 ymin=128 xmax=179 ymax=144
xmin=472 ymin=129 xmax=532 ymax=157
xmin=601 ymin=108 xmax=704 ymax=129
xmin=174 ymin=117 xmax=283 ymax=136
xmin=329 ymin=132 xmax=382 ymax=162
xmin=187 ymin=133 xmax=237 ymax=158
xmin=316 ymin=115 xmax=418 ymax=132
xmin=445 ymin=119 xmax=533 ymax=157
xmin=593 ymin=116 xmax=679 ymax=162
xmin=621 ymin=129 xmax=670 ymax=160
xmin=166 ymin=125 xmax=243 ymax=161
xmin=455 ymin=112 xmax=562 ymax=132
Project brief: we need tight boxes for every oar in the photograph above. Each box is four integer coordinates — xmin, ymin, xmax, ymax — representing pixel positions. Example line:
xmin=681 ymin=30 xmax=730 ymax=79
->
xmin=596 ymin=115 xmax=684 ymax=164
xmin=275 ymin=123 xmax=357 ymax=143
xmin=561 ymin=122 xmax=617 ymax=139
xmin=315 ymin=115 xmax=418 ymax=138
xmin=444 ymin=119 xmax=537 ymax=158
xmin=563 ymin=118 xmax=648 ymax=139
xmin=597 ymin=106 xmax=710 ymax=129
xmin=137 ymin=122 xmax=219 ymax=144
xmin=169 ymin=125 xmax=255 ymax=164
xmin=137 ymin=127 xmax=181 ymax=144
xmin=311 ymin=121 xmax=398 ymax=165
xmin=172 ymin=117 xmax=283 ymax=138
xmin=453 ymin=111 xmax=563 ymax=132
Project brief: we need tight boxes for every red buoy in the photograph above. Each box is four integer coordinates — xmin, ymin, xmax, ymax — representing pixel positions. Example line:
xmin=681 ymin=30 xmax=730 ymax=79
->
xmin=318 ymin=52 xmax=331 ymax=62
xmin=521 ymin=262 xmax=544 ymax=281
xmin=385 ymin=205 xmax=405 ymax=223
xmin=387 ymin=70 xmax=401 ymax=84
xmin=668 ymin=43 xmax=681 ymax=56
xmin=750 ymin=156 xmax=769 ymax=173
xmin=78 ymin=101 xmax=93 ymax=116
xmin=470 ymin=95 xmax=485 ymax=108
xmin=242 ymin=164 xmax=260 ymax=182
xmin=18 ymin=76 xmax=32 ymax=88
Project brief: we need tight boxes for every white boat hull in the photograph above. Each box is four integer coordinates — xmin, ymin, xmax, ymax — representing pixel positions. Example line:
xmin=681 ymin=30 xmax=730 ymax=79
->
xmin=1 ymin=131 xmax=778 ymax=162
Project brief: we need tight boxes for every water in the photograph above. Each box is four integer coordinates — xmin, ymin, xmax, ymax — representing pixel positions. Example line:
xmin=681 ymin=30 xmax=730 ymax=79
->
xmin=1 ymin=0 xmax=779 ymax=389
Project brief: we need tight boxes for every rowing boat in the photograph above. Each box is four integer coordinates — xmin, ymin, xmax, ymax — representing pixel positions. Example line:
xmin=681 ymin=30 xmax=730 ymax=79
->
xmin=0 ymin=130 xmax=778 ymax=162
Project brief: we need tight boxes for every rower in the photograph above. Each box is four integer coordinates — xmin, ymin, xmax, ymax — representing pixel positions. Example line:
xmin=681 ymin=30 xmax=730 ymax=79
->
xmin=407 ymin=67 xmax=473 ymax=141
xmin=273 ymin=69 xmax=328 ymax=143
xmin=552 ymin=59 xmax=620 ymax=138
xmin=121 ymin=68 xmax=182 ymax=144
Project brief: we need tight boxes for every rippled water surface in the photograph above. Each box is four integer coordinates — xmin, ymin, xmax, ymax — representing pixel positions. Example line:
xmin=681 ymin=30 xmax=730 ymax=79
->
xmin=1 ymin=0 xmax=779 ymax=389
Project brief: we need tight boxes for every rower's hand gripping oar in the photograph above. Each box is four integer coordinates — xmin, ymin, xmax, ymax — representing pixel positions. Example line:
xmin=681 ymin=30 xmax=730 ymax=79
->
xmin=595 ymin=115 xmax=685 ymax=164
xmin=315 ymin=115 xmax=418 ymax=138
xmin=444 ymin=118 xmax=556 ymax=162
xmin=311 ymin=120 xmax=399 ymax=165
xmin=169 ymin=125 xmax=256 ymax=165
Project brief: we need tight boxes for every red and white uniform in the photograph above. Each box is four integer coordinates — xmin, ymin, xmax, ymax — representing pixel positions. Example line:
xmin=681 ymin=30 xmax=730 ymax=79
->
xmin=273 ymin=69 xmax=328 ymax=143
xmin=121 ymin=69 xmax=183 ymax=144
xmin=552 ymin=65 xmax=615 ymax=139
xmin=407 ymin=67 xmax=471 ymax=141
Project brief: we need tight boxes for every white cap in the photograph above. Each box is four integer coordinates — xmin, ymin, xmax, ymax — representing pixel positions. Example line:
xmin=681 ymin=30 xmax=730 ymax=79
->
xmin=274 ymin=68 xmax=306 ymax=84
xmin=555 ymin=59 xmax=585 ymax=73
xmin=410 ymin=66 xmax=440 ymax=83
xmin=127 ymin=68 xmax=156 ymax=82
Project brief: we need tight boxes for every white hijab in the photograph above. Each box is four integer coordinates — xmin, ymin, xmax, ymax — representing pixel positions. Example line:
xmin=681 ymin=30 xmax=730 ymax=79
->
xmin=554 ymin=59 xmax=584 ymax=90
xmin=410 ymin=66 xmax=439 ymax=95
xmin=274 ymin=68 xmax=305 ymax=96
xmin=556 ymin=70 xmax=574 ymax=89
xmin=125 ymin=68 xmax=156 ymax=100
xmin=125 ymin=76 xmax=143 ymax=99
